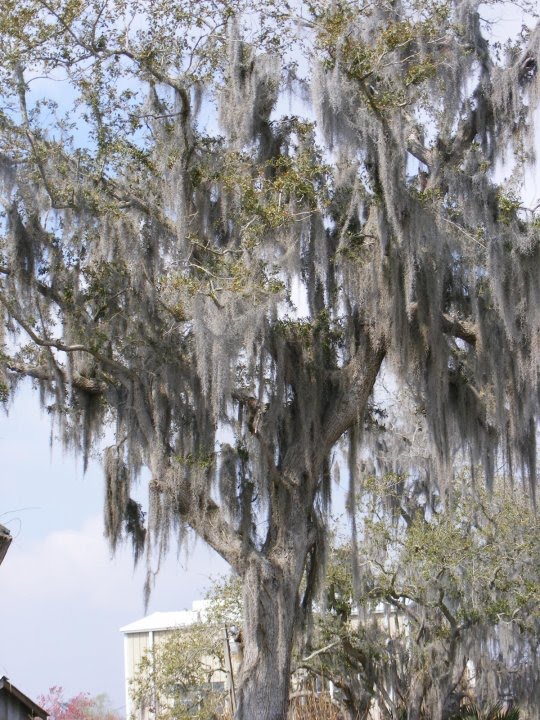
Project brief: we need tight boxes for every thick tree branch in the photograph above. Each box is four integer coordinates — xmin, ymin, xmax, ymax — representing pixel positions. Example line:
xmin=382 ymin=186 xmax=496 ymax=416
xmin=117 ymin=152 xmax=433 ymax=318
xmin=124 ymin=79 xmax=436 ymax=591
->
xmin=437 ymin=590 xmax=457 ymax=630
xmin=322 ymin=343 xmax=386 ymax=451
xmin=1 ymin=297 xmax=133 ymax=378
xmin=189 ymin=496 xmax=251 ymax=573
xmin=3 ymin=357 xmax=105 ymax=395
xmin=408 ymin=302 xmax=477 ymax=346
xmin=441 ymin=313 xmax=477 ymax=346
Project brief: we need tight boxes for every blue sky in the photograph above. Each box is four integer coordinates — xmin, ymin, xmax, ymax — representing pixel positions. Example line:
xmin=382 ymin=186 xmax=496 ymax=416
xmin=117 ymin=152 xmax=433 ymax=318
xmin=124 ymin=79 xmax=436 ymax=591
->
xmin=0 ymin=381 xmax=227 ymax=715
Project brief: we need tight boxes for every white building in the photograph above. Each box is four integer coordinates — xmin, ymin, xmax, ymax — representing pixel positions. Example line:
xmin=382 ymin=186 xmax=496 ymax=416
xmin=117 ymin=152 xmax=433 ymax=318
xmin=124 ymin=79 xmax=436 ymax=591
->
xmin=120 ymin=601 xmax=211 ymax=720
xmin=120 ymin=601 xmax=239 ymax=720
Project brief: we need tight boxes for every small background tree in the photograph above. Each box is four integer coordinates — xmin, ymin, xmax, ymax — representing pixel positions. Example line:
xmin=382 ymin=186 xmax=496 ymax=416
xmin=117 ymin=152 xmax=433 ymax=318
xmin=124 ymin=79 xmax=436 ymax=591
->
xmin=299 ymin=477 xmax=540 ymax=720
xmin=38 ymin=687 xmax=122 ymax=720
xmin=129 ymin=578 xmax=242 ymax=720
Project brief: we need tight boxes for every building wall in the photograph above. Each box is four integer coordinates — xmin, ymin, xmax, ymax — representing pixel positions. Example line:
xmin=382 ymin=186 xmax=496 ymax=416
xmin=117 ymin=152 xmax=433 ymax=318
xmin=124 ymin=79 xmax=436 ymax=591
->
xmin=0 ymin=690 xmax=39 ymax=720
xmin=123 ymin=626 xmax=234 ymax=720
xmin=123 ymin=631 xmax=151 ymax=720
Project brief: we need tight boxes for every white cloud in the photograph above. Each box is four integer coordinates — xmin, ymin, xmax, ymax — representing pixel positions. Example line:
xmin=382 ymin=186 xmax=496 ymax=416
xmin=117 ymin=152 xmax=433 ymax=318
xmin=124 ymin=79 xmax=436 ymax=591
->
xmin=4 ymin=516 xmax=127 ymax=609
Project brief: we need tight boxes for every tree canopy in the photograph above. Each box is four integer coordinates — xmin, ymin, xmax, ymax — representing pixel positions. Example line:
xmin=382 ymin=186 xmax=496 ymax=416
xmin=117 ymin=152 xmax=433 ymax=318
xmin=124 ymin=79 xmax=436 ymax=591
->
xmin=0 ymin=1 xmax=539 ymax=718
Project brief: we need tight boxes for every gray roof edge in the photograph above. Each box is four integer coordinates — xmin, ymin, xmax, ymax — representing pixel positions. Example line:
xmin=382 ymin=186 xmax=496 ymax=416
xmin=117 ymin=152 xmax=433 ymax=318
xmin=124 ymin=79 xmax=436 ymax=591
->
xmin=0 ymin=524 xmax=12 ymax=566
xmin=0 ymin=676 xmax=49 ymax=718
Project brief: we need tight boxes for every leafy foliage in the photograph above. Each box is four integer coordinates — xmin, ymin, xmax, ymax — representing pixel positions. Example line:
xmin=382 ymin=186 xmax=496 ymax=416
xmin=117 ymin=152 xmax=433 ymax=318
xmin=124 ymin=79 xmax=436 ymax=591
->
xmin=449 ymin=704 xmax=520 ymax=720
xmin=129 ymin=578 xmax=241 ymax=720
xmin=38 ymin=687 xmax=121 ymax=720
xmin=300 ymin=477 xmax=540 ymax=720
xmin=130 ymin=623 xmax=229 ymax=720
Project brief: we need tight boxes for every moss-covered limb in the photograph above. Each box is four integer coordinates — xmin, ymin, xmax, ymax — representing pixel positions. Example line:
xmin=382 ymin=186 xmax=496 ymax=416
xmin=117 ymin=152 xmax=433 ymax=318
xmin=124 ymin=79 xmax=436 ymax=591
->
xmin=2 ymin=355 xmax=105 ymax=394
xmin=321 ymin=342 xmax=387 ymax=452
xmin=407 ymin=301 xmax=478 ymax=346
xmin=0 ymin=293 xmax=134 ymax=378
xmin=187 ymin=495 xmax=249 ymax=573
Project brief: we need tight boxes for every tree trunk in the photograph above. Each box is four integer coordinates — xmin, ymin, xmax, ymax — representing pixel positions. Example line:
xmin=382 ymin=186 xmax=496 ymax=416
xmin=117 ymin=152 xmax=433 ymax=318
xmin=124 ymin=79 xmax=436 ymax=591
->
xmin=235 ymin=549 xmax=305 ymax=720
xmin=230 ymin=346 xmax=384 ymax=719
xmin=407 ymin=676 xmax=425 ymax=720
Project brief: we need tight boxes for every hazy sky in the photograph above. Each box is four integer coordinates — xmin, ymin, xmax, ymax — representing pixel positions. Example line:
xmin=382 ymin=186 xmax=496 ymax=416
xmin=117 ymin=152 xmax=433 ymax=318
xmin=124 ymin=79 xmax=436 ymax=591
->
xmin=1 ymin=381 xmax=227 ymax=715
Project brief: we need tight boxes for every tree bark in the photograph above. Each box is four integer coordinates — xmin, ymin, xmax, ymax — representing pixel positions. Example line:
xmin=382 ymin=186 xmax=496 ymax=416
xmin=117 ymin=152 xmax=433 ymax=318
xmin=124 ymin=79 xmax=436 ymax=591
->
xmin=407 ymin=675 xmax=425 ymax=720
xmin=236 ymin=553 xmax=303 ymax=720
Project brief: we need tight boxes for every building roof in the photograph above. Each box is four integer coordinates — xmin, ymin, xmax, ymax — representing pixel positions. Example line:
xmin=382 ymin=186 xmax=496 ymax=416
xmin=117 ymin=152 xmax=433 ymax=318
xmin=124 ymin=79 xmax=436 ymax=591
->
xmin=0 ymin=676 xmax=48 ymax=719
xmin=0 ymin=524 xmax=12 ymax=566
xmin=120 ymin=601 xmax=210 ymax=634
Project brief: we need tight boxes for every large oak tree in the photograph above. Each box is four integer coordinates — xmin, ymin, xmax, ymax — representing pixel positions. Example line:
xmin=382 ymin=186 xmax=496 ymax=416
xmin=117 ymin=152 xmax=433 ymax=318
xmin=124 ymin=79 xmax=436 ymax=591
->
xmin=0 ymin=2 xmax=538 ymax=718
